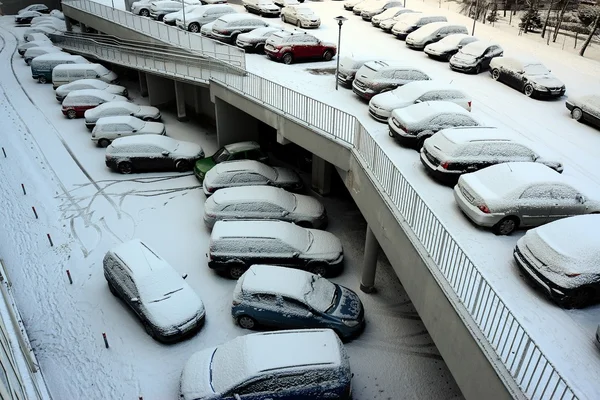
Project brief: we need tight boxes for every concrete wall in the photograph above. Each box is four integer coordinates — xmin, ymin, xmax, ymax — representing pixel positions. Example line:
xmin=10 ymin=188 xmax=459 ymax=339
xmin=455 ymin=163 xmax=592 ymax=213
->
xmin=146 ymin=73 xmax=175 ymax=108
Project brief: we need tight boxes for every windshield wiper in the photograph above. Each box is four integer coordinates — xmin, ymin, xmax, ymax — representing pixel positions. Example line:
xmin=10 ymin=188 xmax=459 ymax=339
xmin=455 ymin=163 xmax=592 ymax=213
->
xmin=325 ymin=287 xmax=339 ymax=313
xmin=163 ymin=287 xmax=183 ymax=296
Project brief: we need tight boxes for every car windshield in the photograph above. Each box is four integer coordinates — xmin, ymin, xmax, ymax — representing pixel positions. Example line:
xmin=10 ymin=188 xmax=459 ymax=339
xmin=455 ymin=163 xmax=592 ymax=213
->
xmin=211 ymin=340 xmax=247 ymax=392
xmin=137 ymin=270 xmax=184 ymax=303
xmin=303 ymin=275 xmax=336 ymax=312
xmin=460 ymin=45 xmax=485 ymax=57
xmin=212 ymin=147 xmax=231 ymax=163
xmin=524 ymin=63 xmax=550 ymax=75
xmin=297 ymin=7 xmax=313 ymax=15
xmin=130 ymin=118 xmax=145 ymax=130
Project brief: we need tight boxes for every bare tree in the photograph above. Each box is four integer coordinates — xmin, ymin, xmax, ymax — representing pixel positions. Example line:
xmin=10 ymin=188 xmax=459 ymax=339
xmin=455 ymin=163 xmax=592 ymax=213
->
xmin=541 ymin=0 xmax=556 ymax=38
xmin=580 ymin=10 xmax=600 ymax=56
xmin=552 ymin=0 xmax=572 ymax=42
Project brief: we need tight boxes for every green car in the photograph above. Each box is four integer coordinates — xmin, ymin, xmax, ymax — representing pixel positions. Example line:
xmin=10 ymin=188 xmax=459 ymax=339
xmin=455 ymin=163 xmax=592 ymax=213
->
xmin=193 ymin=141 xmax=268 ymax=182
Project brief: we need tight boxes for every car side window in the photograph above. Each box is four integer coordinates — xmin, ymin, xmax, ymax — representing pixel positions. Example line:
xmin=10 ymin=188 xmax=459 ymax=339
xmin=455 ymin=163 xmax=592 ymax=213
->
xmin=231 ymin=377 xmax=274 ymax=395
xmin=256 ymin=293 xmax=278 ymax=304
xmin=230 ymin=173 xmax=257 ymax=183
xmin=304 ymin=36 xmax=318 ymax=45
xmin=229 ymin=151 xmax=246 ymax=160
xmin=271 ymin=373 xmax=308 ymax=392
xmin=520 ymin=186 xmax=554 ymax=199
xmin=551 ymin=185 xmax=579 ymax=201
xmin=419 ymin=91 xmax=445 ymax=102
xmin=265 ymin=238 xmax=295 ymax=253
xmin=281 ymin=296 xmax=311 ymax=315
xmin=458 ymin=143 xmax=485 ymax=157
xmin=503 ymin=143 xmax=535 ymax=159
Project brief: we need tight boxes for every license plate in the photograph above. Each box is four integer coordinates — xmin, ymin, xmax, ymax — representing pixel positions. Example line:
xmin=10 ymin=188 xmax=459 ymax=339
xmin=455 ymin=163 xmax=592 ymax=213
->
xmin=551 ymin=90 xmax=561 ymax=94
xmin=461 ymin=186 xmax=474 ymax=202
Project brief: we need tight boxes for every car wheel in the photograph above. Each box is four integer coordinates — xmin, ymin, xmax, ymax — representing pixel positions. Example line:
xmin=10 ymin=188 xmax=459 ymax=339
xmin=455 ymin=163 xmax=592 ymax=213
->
xmin=571 ymin=107 xmax=583 ymax=121
xmin=523 ymin=84 xmax=534 ymax=98
xmin=108 ymin=282 xmax=118 ymax=297
xmin=237 ymin=315 xmax=257 ymax=330
xmin=175 ymin=159 xmax=190 ymax=172
xmin=560 ymin=287 xmax=594 ymax=309
xmin=475 ymin=64 xmax=481 ymax=74
xmin=25 ymin=59 xmax=31 ymax=66
xmin=297 ymin=20 xmax=302 ymax=28
xmin=98 ymin=138 xmax=110 ymax=148
xmin=157 ymin=14 xmax=164 ymax=21
xmin=491 ymin=68 xmax=500 ymax=81
xmin=309 ymin=263 xmax=328 ymax=277
xmin=228 ymin=263 xmax=247 ymax=279
xmin=38 ymin=76 xmax=47 ymax=84
xmin=256 ymin=43 xmax=265 ymax=53
xmin=117 ymin=161 xmax=133 ymax=174
xmin=281 ymin=15 xmax=286 ymax=22
xmin=323 ymin=50 xmax=333 ymax=61
xmin=189 ymin=22 xmax=200 ymax=33
xmin=492 ymin=216 xmax=519 ymax=235
xmin=140 ymin=9 xmax=149 ymax=17
xmin=282 ymin=52 xmax=293 ymax=65
xmin=66 ymin=109 xmax=77 ymax=119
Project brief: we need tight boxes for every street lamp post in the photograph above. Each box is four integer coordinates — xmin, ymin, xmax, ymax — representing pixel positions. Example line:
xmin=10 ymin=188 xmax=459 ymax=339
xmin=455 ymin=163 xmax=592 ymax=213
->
xmin=334 ymin=16 xmax=347 ymax=91
xmin=182 ymin=0 xmax=187 ymax=28
xmin=471 ymin=0 xmax=479 ymax=36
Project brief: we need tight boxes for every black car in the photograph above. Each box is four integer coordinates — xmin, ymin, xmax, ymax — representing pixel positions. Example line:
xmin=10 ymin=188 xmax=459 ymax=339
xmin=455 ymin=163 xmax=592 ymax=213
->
xmin=565 ymin=94 xmax=600 ymax=130
xmin=449 ymin=42 xmax=503 ymax=74
xmin=489 ymin=56 xmax=566 ymax=98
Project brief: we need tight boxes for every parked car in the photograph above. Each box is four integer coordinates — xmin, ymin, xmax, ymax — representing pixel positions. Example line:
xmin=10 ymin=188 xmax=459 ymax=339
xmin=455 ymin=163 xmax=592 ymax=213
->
xmin=30 ymin=15 xmax=64 ymax=27
xmin=352 ymin=60 xmax=431 ymax=100
xmin=352 ymin=0 xmax=381 ymax=15
xmin=55 ymin=79 xmax=128 ymax=102
xmin=360 ymin=0 xmax=403 ymax=20
xmin=264 ymin=31 xmax=336 ymax=64
xmin=368 ymin=80 xmax=471 ymax=122
xmin=61 ymin=89 xmax=128 ymax=119
xmin=337 ymin=57 xmax=375 ymax=87
xmin=202 ymin=159 xmax=303 ymax=196
xmin=406 ymin=22 xmax=468 ymax=50
xmin=30 ymin=54 xmax=89 ymax=84
xmin=378 ymin=10 xmax=419 ymax=32
xmin=131 ymin=0 xmax=153 ymax=16
xmin=203 ymin=185 xmax=327 ymax=228
xmin=424 ymin=33 xmax=478 ymax=61
xmin=106 ymin=135 xmax=204 ymax=174
xmin=103 ymin=239 xmax=205 ymax=342
xmin=281 ymin=5 xmax=320 ymax=28
xmin=211 ymin=14 xmax=270 ymax=43
xmin=235 ymin=26 xmax=282 ymax=52
xmin=243 ymin=0 xmax=280 ymax=17
xmin=232 ymin=265 xmax=365 ymax=339
xmin=490 ymin=56 xmax=566 ymax=98
xmin=454 ymin=162 xmax=600 ymax=235
xmin=179 ymin=329 xmax=352 ymax=400
xmin=162 ymin=4 xmax=202 ymax=25
xmin=200 ymin=20 xmax=216 ymax=36
xmin=371 ymin=6 xmax=406 ymax=26
xmin=18 ymin=4 xmax=49 ymax=14
xmin=388 ymin=101 xmax=481 ymax=149
xmin=420 ymin=127 xmax=564 ymax=184
xmin=23 ymin=46 xmax=64 ymax=65
xmin=150 ymin=0 xmax=200 ymax=21
xmin=514 ymin=215 xmax=600 ymax=308
xmin=50 ymin=10 xmax=65 ymax=19
xmin=391 ymin=14 xmax=447 ymax=39
xmin=177 ymin=4 xmax=235 ymax=32
xmin=274 ymin=0 xmax=301 ymax=6
xmin=208 ymin=220 xmax=343 ymax=278
xmin=18 ymin=39 xmax=51 ymax=56
xmin=201 ymin=0 xmax=229 ymax=4
xmin=449 ymin=41 xmax=503 ymax=74
xmin=343 ymin=0 xmax=364 ymax=11
xmin=193 ymin=141 xmax=268 ymax=182
xmin=85 ymin=101 xmax=161 ymax=129
xmin=52 ymin=63 xmax=119 ymax=88
xmin=24 ymin=32 xmax=52 ymax=42
xmin=15 ymin=11 xmax=43 ymax=24
xmin=91 ymin=116 xmax=166 ymax=147
xmin=565 ymin=94 xmax=600 ymax=129
xmin=24 ymin=26 xmax=58 ymax=39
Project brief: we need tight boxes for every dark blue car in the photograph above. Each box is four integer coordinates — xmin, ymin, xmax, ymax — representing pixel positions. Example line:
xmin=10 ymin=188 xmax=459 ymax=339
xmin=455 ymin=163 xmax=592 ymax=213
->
xmin=231 ymin=265 xmax=365 ymax=340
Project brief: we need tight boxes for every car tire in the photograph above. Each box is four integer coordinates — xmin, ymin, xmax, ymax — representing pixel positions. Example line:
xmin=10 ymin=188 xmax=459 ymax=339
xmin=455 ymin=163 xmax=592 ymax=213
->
xmin=237 ymin=315 xmax=257 ymax=330
xmin=282 ymin=52 xmax=293 ymax=65
xmin=523 ymin=84 xmax=534 ymax=98
xmin=297 ymin=20 xmax=302 ymax=28
xmin=66 ymin=109 xmax=77 ymax=119
xmin=560 ymin=287 xmax=594 ymax=309
xmin=308 ymin=263 xmax=328 ymax=277
xmin=188 ymin=22 xmax=200 ymax=33
xmin=256 ymin=43 xmax=265 ymax=53
xmin=140 ymin=9 xmax=149 ymax=17
xmin=25 ymin=59 xmax=31 ymax=66
xmin=492 ymin=216 xmax=519 ymax=236
xmin=117 ymin=161 xmax=133 ymax=174
xmin=157 ymin=14 xmax=164 ymax=21
xmin=571 ymin=107 xmax=583 ymax=121
xmin=98 ymin=138 xmax=110 ymax=148
xmin=228 ymin=263 xmax=247 ymax=279
xmin=38 ymin=76 xmax=47 ymax=84
xmin=175 ymin=159 xmax=190 ymax=172
xmin=491 ymin=68 xmax=500 ymax=81
xmin=281 ymin=15 xmax=286 ymax=22
xmin=323 ymin=50 xmax=333 ymax=61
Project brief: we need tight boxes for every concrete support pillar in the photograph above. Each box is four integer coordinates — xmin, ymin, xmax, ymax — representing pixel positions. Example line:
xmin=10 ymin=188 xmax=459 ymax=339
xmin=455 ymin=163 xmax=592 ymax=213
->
xmin=311 ymin=155 xmax=332 ymax=196
xmin=174 ymin=81 xmax=187 ymax=121
xmin=138 ymin=71 xmax=148 ymax=97
xmin=80 ymin=23 xmax=87 ymax=33
xmin=215 ymin=98 xmax=259 ymax=147
xmin=360 ymin=225 xmax=380 ymax=293
xmin=65 ymin=18 xmax=73 ymax=32
xmin=146 ymin=74 xmax=175 ymax=107
xmin=194 ymin=86 xmax=202 ymax=115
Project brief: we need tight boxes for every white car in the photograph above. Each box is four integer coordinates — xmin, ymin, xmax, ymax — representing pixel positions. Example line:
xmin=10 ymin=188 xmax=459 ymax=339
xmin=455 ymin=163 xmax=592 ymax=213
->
xmin=202 ymin=0 xmax=228 ymax=3
xmin=91 ymin=116 xmax=166 ymax=147
xmin=368 ymin=80 xmax=471 ymax=122
xmin=360 ymin=0 xmax=403 ymax=21
xmin=280 ymin=5 xmax=320 ymax=28
xmin=352 ymin=0 xmax=381 ymax=15
xmin=424 ymin=33 xmax=478 ymax=61
xmin=454 ymin=162 xmax=600 ymax=235
xmin=273 ymin=0 xmax=300 ymax=6
xmin=405 ymin=22 xmax=468 ymax=50
xmin=243 ymin=0 xmax=281 ymax=17
xmin=203 ymin=185 xmax=327 ymax=228
xmin=85 ymin=101 xmax=161 ymax=129
xmin=23 ymin=32 xmax=51 ymax=42
xmin=378 ymin=10 xmax=419 ymax=31
xmin=449 ymin=41 xmax=504 ymax=74
xmin=371 ymin=6 xmax=405 ymax=26
xmin=179 ymin=5 xmax=236 ymax=33
xmin=352 ymin=60 xmax=431 ymax=100
xmin=30 ymin=15 xmax=62 ymax=26
xmin=131 ymin=0 xmax=153 ymax=16
xmin=55 ymin=79 xmax=128 ymax=102
xmin=17 ymin=39 xmax=51 ymax=56
xmin=343 ymin=0 xmax=366 ymax=10
xmin=150 ymin=0 xmax=200 ymax=21
xmin=163 ymin=4 xmax=202 ymax=24
xmin=23 ymin=46 xmax=64 ymax=65
xmin=23 ymin=26 xmax=57 ymax=39
xmin=235 ymin=27 xmax=282 ymax=52
xmin=31 ymin=18 xmax=65 ymax=30
xmin=200 ymin=20 xmax=216 ymax=36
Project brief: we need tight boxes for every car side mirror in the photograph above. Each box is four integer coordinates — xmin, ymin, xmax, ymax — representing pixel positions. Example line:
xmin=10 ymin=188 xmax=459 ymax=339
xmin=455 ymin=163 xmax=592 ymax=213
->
xmin=576 ymin=194 xmax=585 ymax=203
xmin=130 ymin=297 xmax=139 ymax=303
xmin=281 ymin=210 xmax=289 ymax=216
xmin=132 ymin=129 xmax=137 ymax=132
xmin=162 ymin=151 xmax=169 ymax=156
xmin=457 ymin=44 xmax=463 ymax=49
xmin=96 ymin=74 xmax=100 ymax=78
xmin=292 ymin=251 xmax=300 ymax=258
xmin=415 ymin=99 xmax=422 ymax=104
xmin=182 ymin=274 xmax=188 ymax=280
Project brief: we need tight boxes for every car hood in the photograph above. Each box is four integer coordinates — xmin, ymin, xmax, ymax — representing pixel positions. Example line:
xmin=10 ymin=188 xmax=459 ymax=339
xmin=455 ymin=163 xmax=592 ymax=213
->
xmin=136 ymin=105 xmax=161 ymax=119
xmin=141 ymin=121 xmax=165 ymax=134
xmin=273 ymin=167 xmax=301 ymax=185
xmin=174 ymin=142 xmax=204 ymax=158
xmin=451 ymin=52 xmax=477 ymax=66
xmin=293 ymin=195 xmax=325 ymax=218
xmin=144 ymin=288 xmax=204 ymax=330
xmin=426 ymin=41 xmax=455 ymax=53
xmin=526 ymin=74 xmax=564 ymax=88
xmin=106 ymin=85 xmax=127 ymax=95
xmin=329 ymin=285 xmax=363 ymax=320
xmin=370 ymin=91 xmax=412 ymax=111
xmin=195 ymin=157 xmax=216 ymax=173
xmin=306 ymin=229 xmax=343 ymax=258
xmin=180 ymin=347 xmax=217 ymax=400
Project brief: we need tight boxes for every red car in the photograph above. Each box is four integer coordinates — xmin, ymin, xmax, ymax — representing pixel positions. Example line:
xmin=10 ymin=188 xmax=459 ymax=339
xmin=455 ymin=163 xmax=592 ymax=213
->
xmin=264 ymin=31 xmax=336 ymax=64
xmin=61 ymin=89 xmax=128 ymax=119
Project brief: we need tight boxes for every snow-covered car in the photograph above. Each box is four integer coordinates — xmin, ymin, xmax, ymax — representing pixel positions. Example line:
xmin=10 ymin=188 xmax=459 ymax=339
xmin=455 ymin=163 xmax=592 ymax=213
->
xmin=378 ymin=9 xmax=418 ymax=31
xmin=131 ymin=0 xmax=153 ymax=16
xmin=371 ymin=6 xmax=406 ymax=26
xmin=565 ymin=94 xmax=600 ymax=129
xmin=337 ymin=57 xmax=376 ymax=87
xmin=50 ymin=10 xmax=65 ymax=19
xmin=23 ymin=26 xmax=57 ymax=39
xmin=202 ymin=159 xmax=303 ymax=196
xmin=243 ymin=0 xmax=281 ymax=17
xmin=424 ymin=33 xmax=478 ymax=61
xmin=450 ymin=41 xmax=503 ymax=74
xmin=14 ymin=11 xmax=43 ymax=24
xmin=232 ymin=265 xmax=365 ymax=339
xmin=391 ymin=14 xmax=447 ymax=39
xmin=514 ymin=215 xmax=600 ymax=308
xmin=360 ymin=0 xmax=403 ymax=21
xmin=194 ymin=141 xmax=268 ymax=182
xmin=388 ymin=101 xmax=481 ymax=149
xmin=105 ymin=134 xmax=204 ymax=173
xmin=343 ymin=0 xmax=364 ymax=11
xmin=84 ymin=101 xmax=161 ymax=129
xmin=17 ymin=39 xmax=51 ymax=56
xmin=368 ymin=80 xmax=471 ymax=122
xmin=200 ymin=20 xmax=216 ymax=36
xmin=273 ymin=0 xmax=300 ymax=7
xmin=281 ymin=5 xmax=320 ymax=28
xmin=23 ymin=32 xmax=51 ymax=42
xmin=61 ymin=90 xmax=128 ymax=119
xmin=490 ymin=56 xmax=566 ymax=98
xmin=162 ymin=4 xmax=202 ymax=25
xmin=202 ymin=0 xmax=229 ymax=4
xmin=23 ymin=46 xmax=64 ymax=65
xmin=208 ymin=220 xmax=343 ymax=278
xmin=454 ymin=162 xmax=600 ymax=235
xmin=203 ymin=185 xmax=327 ymax=228
xmin=352 ymin=0 xmax=381 ymax=15
xmin=18 ymin=4 xmax=49 ymax=14
xmin=352 ymin=60 xmax=431 ymax=100
xmin=55 ymin=79 xmax=128 ymax=102
xmin=30 ymin=15 xmax=62 ymax=26
xmin=211 ymin=14 xmax=270 ymax=43
xmin=405 ymin=22 xmax=468 ymax=50
xmin=421 ymin=127 xmax=564 ymax=184
xmin=91 ymin=116 xmax=166 ymax=147
xmin=235 ymin=26 xmax=282 ymax=52
xmin=179 ymin=329 xmax=352 ymax=400
xmin=150 ymin=0 xmax=200 ymax=21
xmin=264 ymin=31 xmax=336 ymax=64
xmin=176 ymin=4 xmax=235 ymax=32
xmin=103 ymin=239 xmax=206 ymax=342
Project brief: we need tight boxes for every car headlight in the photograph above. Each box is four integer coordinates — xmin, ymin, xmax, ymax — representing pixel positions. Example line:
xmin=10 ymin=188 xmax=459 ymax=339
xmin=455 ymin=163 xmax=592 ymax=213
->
xmin=342 ymin=319 xmax=360 ymax=327
xmin=530 ymin=81 xmax=545 ymax=90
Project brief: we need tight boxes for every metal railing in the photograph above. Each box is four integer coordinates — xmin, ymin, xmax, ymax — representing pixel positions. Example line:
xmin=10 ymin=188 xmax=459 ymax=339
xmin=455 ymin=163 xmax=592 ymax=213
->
xmin=61 ymin=0 xmax=246 ymax=69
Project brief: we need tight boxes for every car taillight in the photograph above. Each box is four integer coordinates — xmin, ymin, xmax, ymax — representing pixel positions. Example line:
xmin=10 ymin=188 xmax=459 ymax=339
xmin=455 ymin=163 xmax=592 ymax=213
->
xmin=468 ymin=101 xmax=472 ymax=108
xmin=441 ymin=161 xmax=450 ymax=169
xmin=478 ymin=204 xmax=490 ymax=214
xmin=566 ymin=273 xmax=581 ymax=277
xmin=207 ymin=186 xmax=215 ymax=193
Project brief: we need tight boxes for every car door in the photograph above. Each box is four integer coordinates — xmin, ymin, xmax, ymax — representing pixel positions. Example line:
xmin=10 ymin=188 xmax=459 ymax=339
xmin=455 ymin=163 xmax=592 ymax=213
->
xmin=517 ymin=185 xmax=552 ymax=227
xmin=224 ymin=376 xmax=276 ymax=400
xmin=279 ymin=296 xmax=315 ymax=329
xmin=154 ymin=143 xmax=176 ymax=169
xmin=460 ymin=142 xmax=488 ymax=172
xmin=304 ymin=36 xmax=322 ymax=58
xmin=289 ymin=7 xmax=298 ymax=23
xmin=252 ymin=293 xmax=282 ymax=326
xmin=122 ymin=273 xmax=143 ymax=317
xmin=547 ymin=185 xmax=588 ymax=221
xmin=494 ymin=142 xmax=536 ymax=165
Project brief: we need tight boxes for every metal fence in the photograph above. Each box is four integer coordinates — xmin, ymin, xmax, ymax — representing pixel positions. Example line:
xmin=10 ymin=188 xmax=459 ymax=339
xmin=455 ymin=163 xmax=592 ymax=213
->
xmin=61 ymin=0 xmax=246 ymax=69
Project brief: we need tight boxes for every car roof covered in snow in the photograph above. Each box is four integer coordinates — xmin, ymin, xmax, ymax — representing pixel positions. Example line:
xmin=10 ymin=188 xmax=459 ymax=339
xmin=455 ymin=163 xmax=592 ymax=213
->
xmin=212 ymin=219 xmax=305 ymax=240
xmin=460 ymin=40 xmax=498 ymax=55
xmin=392 ymin=101 xmax=470 ymax=123
xmin=64 ymin=89 xmax=121 ymax=101
xmin=53 ymin=63 xmax=104 ymax=70
xmin=211 ymin=186 xmax=294 ymax=208
xmin=392 ymin=80 xmax=467 ymax=97
xmin=223 ymin=141 xmax=260 ymax=153
xmin=239 ymin=265 xmax=315 ymax=299
xmin=108 ymin=134 xmax=177 ymax=149
xmin=362 ymin=60 xmax=408 ymax=71
xmin=212 ymin=159 xmax=273 ymax=175
xmin=217 ymin=13 xmax=263 ymax=23
xmin=108 ymin=239 xmax=169 ymax=277
xmin=96 ymin=115 xmax=143 ymax=126
xmin=32 ymin=53 xmax=85 ymax=62
xmin=438 ymin=127 xmax=517 ymax=144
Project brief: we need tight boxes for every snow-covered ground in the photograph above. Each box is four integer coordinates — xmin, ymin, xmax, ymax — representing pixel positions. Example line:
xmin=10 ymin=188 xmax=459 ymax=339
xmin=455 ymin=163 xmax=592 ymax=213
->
xmin=0 ymin=16 xmax=462 ymax=400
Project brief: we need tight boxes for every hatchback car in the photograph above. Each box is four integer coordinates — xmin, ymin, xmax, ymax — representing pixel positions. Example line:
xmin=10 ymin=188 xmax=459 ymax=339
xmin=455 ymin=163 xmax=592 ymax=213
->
xmin=18 ymin=39 xmax=51 ymax=56
xmin=23 ymin=25 xmax=57 ymax=39
xmin=378 ymin=9 xmax=418 ymax=31
xmin=424 ymin=33 xmax=478 ymax=61
xmin=203 ymin=185 xmax=327 ymax=228
xmin=337 ymin=57 xmax=375 ymax=87
xmin=235 ymin=26 xmax=282 ymax=52
xmin=232 ymin=265 xmax=365 ymax=339
xmin=405 ymin=22 xmax=468 ymax=50
xmin=23 ymin=46 xmax=64 ymax=65
xmin=565 ymin=94 xmax=600 ymax=129
xmin=56 ymin=79 xmax=128 ymax=102
xmin=243 ymin=0 xmax=280 ymax=17
xmin=281 ymin=5 xmax=320 ymax=28
xmin=343 ymin=0 xmax=364 ymax=10
xmin=200 ymin=20 xmax=216 ymax=36
xmin=352 ymin=0 xmax=381 ymax=15
xmin=211 ymin=14 xmax=270 ymax=43
xmin=368 ymin=80 xmax=471 ymax=122
xmin=177 ymin=4 xmax=236 ymax=32
xmin=179 ymin=329 xmax=352 ymax=400
xmin=352 ymin=61 xmax=431 ymax=100
xmin=361 ymin=0 xmax=403 ymax=20
xmin=84 ymin=101 xmax=161 ymax=130
xmin=370 ymin=6 xmax=403 ymax=26
xmin=103 ymin=239 xmax=205 ymax=342
xmin=490 ymin=56 xmax=566 ymax=98
xmin=203 ymin=160 xmax=303 ymax=196
xmin=454 ymin=162 xmax=600 ymax=235
xmin=274 ymin=0 xmax=300 ymax=6
xmin=264 ymin=31 xmax=336 ymax=64
xmin=150 ymin=0 xmax=200 ymax=21
xmin=388 ymin=101 xmax=481 ymax=149
xmin=514 ymin=215 xmax=600 ymax=308
xmin=420 ymin=127 xmax=563 ymax=184
xmin=194 ymin=141 xmax=268 ymax=182
xmin=450 ymin=41 xmax=503 ymax=74
xmin=15 ymin=11 xmax=43 ymax=24
xmin=91 ymin=116 xmax=166 ymax=147
xmin=106 ymin=135 xmax=205 ymax=174
xmin=61 ymin=89 xmax=128 ymax=119
xmin=391 ymin=14 xmax=447 ymax=39
xmin=208 ymin=219 xmax=343 ymax=279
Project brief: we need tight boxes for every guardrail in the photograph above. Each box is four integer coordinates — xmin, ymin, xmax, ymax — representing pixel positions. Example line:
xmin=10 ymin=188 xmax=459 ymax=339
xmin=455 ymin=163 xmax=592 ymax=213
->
xmin=61 ymin=0 xmax=246 ymax=69
xmin=213 ymin=71 xmax=579 ymax=400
